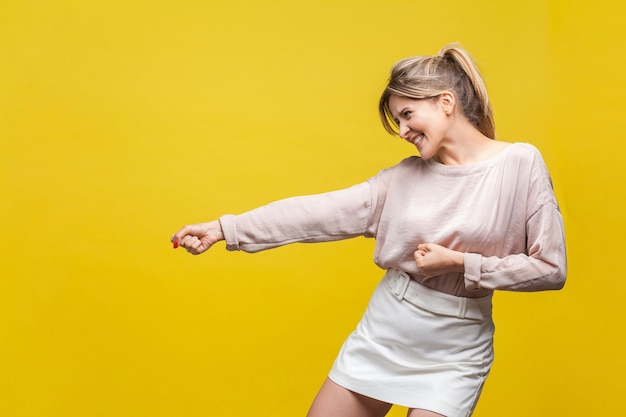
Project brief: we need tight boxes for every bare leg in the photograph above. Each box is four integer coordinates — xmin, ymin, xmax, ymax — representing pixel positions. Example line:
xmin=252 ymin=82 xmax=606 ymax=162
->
xmin=407 ymin=408 xmax=446 ymax=417
xmin=306 ymin=378 xmax=393 ymax=417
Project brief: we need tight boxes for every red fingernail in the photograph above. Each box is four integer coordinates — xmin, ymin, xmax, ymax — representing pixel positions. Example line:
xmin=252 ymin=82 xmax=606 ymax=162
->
xmin=173 ymin=242 xmax=179 ymax=249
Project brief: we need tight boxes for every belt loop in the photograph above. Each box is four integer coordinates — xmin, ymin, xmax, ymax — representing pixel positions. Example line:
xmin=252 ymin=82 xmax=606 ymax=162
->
xmin=390 ymin=269 xmax=410 ymax=301
xmin=457 ymin=297 xmax=468 ymax=319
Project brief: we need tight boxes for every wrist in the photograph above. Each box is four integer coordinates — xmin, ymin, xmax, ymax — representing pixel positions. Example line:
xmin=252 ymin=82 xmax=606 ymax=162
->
xmin=452 ymin=250 xmax=465 ymax=273
xmin=208 ymin=220 xmax=224 ymax=241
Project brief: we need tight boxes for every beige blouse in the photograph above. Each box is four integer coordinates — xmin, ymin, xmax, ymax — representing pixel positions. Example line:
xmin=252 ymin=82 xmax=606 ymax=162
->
xmin=219 ymin=143 xmax=567 ymax=297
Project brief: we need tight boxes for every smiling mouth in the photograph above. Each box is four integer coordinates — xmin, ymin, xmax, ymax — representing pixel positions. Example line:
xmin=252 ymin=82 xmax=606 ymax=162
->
xmin=409 ymin=134 xmax=424 ymax=147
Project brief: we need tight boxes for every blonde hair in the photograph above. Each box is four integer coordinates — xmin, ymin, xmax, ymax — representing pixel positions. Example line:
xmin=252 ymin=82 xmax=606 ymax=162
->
xmin=379 ymin=43 xmax=495 ymax=139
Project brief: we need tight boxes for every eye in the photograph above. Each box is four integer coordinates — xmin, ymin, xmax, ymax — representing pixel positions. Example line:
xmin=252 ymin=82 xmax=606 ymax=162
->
xmin=402 ymin=110 xmax=412 ymax=118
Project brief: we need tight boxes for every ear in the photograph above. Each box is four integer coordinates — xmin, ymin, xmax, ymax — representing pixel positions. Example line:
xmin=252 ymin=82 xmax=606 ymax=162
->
xmin=439 ymin=91 xmax=456 ymax=116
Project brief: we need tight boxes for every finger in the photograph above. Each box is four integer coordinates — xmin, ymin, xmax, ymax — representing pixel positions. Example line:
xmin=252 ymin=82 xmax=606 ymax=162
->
xmin=171 ymin=229 xmax=184 ymax=246
xmin=416 ymin=243 xmax=426 ymax=251
xmin=171 ymin=228 xmax=184 ymax=242
xmin=171 ymin=225 xmax=196 ymax=247
xmin=413 ymin=249 xmax=426 ymax=262
xmin=180 ymin=235 xmax=197 ymax=248
xmin=187 ymin=237 xmax=206 ymax=255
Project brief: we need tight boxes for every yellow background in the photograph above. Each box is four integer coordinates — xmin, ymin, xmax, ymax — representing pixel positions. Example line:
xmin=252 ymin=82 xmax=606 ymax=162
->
xmin=1 ymin=1 xmax=624 ymax=416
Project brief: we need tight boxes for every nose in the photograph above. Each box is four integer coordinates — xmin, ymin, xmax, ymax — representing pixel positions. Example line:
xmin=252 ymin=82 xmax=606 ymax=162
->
xmin=398 ymin=121 xmax=410 ymax=139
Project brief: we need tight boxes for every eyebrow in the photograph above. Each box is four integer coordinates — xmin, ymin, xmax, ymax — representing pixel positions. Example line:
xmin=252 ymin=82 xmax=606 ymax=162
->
xmin=394 ymin=107 xmax=410 ymax=119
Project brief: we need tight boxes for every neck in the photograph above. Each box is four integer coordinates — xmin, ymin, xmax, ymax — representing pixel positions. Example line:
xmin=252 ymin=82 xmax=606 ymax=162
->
xmin=435 ymin=135 xmax=493 ymax=165
xmin=434 ymin=119 xmax=500 ymax=165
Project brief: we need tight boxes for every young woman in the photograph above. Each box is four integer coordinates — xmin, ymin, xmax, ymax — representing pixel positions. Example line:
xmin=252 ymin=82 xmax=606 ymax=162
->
xmin=171 ymin=43 xmax=567 ymax=417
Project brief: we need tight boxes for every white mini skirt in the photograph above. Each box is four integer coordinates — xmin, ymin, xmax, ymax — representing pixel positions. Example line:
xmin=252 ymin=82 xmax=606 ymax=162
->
xmin=328 ymin=269 xmax=495 ymax=417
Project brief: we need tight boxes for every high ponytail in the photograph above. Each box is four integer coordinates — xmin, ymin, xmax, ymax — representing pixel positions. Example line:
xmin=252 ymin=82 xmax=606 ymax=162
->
xmin=438 ymin=44 xmax=495 ymax=139
xmin=379 ymin=43 xmax=495 ymax=139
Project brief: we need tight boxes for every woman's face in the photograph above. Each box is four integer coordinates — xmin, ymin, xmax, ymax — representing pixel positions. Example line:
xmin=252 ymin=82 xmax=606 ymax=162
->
xmin=387 ymin=94 xmax=450 ymax=160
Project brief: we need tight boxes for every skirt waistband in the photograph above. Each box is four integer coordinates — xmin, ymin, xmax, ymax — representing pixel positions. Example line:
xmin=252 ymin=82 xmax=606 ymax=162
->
xmin=384 ymin=269 xmax=492 ymax=320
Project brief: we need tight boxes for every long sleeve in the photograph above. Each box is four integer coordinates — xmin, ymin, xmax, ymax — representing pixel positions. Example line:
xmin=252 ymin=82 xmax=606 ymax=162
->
xmin=463 ymin=147 xmax=567 ymax=292
xmin=464 ymin=203 xmax=566 ymax=291
xmin=215 ymin=143 xmax=566 ymax=297
xmin=219 ymin=180 xmax=380 ymax=253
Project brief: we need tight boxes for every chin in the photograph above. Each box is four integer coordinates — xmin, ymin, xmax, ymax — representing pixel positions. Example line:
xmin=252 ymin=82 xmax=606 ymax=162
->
xmin=417 ymin=149 xmax=433 ymax=160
